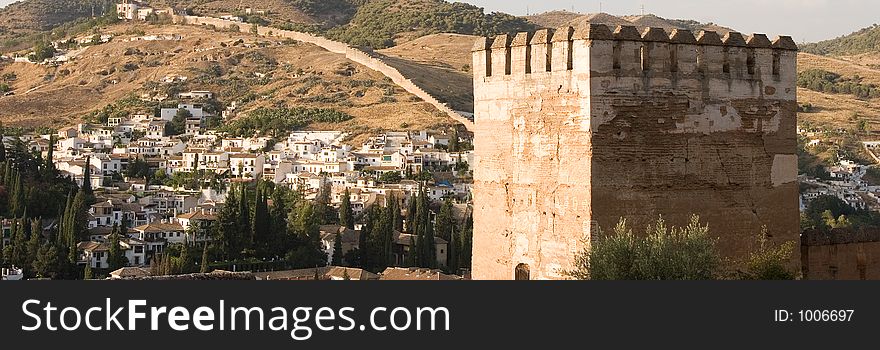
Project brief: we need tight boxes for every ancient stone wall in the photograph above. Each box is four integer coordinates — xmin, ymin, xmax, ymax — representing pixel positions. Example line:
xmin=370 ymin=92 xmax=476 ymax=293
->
xmin=176 ymin=16 xmax=474 ymax=129
xmin=802 ymin=229 xmax=880 ymax=280
xmin=472 ymin=23 xmax=800 ymax=280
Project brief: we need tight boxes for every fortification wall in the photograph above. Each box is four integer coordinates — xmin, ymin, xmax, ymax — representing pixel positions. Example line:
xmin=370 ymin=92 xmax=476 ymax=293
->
xmin=176 ymin=16 xmax=474 ymax=129
xmin=802 ymin=229 xmax=880 ymax=280
xmin=472 ymin=23 xmax=800 ymax=280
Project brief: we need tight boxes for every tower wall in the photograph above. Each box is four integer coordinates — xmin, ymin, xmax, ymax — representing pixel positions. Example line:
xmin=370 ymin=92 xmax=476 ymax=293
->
xmin=472 ymin=24 xmax=799 ymax=280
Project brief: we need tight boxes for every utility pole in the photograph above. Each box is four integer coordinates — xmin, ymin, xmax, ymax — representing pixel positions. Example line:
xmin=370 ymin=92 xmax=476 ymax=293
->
xmin=641 ymin=4 xmax=646 ymax=15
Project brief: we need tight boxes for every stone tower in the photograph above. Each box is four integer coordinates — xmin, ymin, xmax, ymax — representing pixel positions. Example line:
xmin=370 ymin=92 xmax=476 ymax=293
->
xmin=471 ymin=24 xmax=799 ymax=280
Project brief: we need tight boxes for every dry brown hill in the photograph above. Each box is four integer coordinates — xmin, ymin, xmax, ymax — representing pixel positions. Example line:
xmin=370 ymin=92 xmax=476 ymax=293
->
xmin=151 ymin=0 xmax=358 ymax=27
xmin=525 ymin=11 xmax=732 ymax=35
xmin=377 ymin=33 xmax=475 ymax=113
xmin=0 ymin=0 xmax=115 ymax=33
xmin=523 ymin=10 xmax=582 ymax=29
xmin=798 ymin=53 xmax=880 ymax=132
xmin=0 ymin=22 xmax=456 ymax=136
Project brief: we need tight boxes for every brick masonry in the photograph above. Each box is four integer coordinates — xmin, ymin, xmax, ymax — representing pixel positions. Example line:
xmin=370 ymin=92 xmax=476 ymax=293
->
xmin=471 ymin=24 xmax=800 ymax=280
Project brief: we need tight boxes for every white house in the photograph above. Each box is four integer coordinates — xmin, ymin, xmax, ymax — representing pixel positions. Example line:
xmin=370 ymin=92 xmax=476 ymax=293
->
xmin=229 ymin=153 xmax=265 ymax=178
xmin=78 ymin=238 xmax=148 ymax=268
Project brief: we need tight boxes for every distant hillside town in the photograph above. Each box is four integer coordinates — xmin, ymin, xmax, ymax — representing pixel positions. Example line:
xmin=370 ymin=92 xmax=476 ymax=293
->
xmin=0 ymin=87 xmax=474 ymax=280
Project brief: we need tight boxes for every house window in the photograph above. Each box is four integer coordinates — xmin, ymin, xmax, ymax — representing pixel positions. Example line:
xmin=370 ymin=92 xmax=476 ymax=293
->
xmin=772 ymin=52 xmax=781 ymax=76
xmin=515 ymin=263 xmax=530 ymax=280
xmin=722 ymin=47 xmax=730 ymax=74
xmin=747 ymin=50 xmax=756 ymax=75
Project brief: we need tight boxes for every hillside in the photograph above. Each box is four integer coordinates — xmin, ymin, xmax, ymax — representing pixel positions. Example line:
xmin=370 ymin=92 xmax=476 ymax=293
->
xmin=377 ymin=33 xmax=475 ymax=112
xmin=523 ymin=11 xmax=732 ymax=34
xmin=324 ymin=0 xmax=534 ymax=49
xmin=523 ymin=10 xmax=581 ymax=29
xmin=802 ymin=24 xmax=880 ymax=57
xmin=151 ymin=0 xmax=361 ymax=27
xmin=0 ymin=0 xmax=115 ymax=32
xmin=1 ymin=0 xmax=535 ymax=52
xmin=0 ymin=22 xmax=456 ymax=137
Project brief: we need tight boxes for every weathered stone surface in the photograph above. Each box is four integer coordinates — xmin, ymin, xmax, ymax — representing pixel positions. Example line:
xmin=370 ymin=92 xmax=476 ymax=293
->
xmin=802 ymin=229 xmax=880 ymax=280
xmin=472 ymin=29 xmax=799 ymax=280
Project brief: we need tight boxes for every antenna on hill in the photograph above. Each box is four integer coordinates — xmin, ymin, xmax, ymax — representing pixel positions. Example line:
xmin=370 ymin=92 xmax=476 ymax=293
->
xmin=526 ymin=5 xmax=529 ymax=16
xmin=599 ymin=2 xmax=602 ymax=13
xmin=640 ymin=4 xmax=645 ymax=15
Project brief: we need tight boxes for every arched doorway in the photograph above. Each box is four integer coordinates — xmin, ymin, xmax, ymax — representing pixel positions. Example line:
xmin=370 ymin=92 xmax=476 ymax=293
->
xmin=515 ymin=263 xmax=530 ymax=280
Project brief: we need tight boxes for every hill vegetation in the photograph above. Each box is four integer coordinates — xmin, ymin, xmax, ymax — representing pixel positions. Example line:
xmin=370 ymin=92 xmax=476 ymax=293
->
xmin=802 ymin=24 xmax=880 ymax=56
xmin=323 ymin=0 xmax=534 ymax=48
xmin=524 ymin=11 xmax=731 ymax=35
xmin=0 ymin=22 xmax=457 ymax=137
xmin=0 ymin=0 xmax=115 ymax=32
xmin=798 ymin=68 xmax=880 ymax=99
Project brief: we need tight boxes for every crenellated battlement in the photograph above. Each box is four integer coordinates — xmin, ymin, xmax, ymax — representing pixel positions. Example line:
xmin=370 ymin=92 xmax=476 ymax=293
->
xmin=471 ymin=23 xmax=800 ymax=280
xmin=472 ymin=24 xmax=797 ymax=80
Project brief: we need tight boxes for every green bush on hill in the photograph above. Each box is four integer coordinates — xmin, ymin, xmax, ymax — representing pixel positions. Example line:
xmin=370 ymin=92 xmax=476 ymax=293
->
xmin=221 ymin=106 xmax=353 ymax=137
xmin=802 ymin=24 xmax=880 ymax=56
xmin=797 ymin=69 xmax=880 ymax=99
xmin=323 ymin=0 xmax=535 ymax=48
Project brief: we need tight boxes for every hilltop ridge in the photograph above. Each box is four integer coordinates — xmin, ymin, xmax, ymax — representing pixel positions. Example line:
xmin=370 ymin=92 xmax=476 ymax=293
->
xmin=524 ymin=10 xmax=732 ymax=35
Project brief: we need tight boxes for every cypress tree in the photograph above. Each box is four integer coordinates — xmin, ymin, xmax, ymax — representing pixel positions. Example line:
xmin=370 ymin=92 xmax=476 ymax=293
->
xmin=200 ymin=242 xmax=209 ymax=273
xmin=407 ymin=194 xmax=417 ymax=232
xmin=3 ymin=161 xmax=10 ymax=187
xmin=423 ymin=215 xmax=436 ymax=269
xmin=406 ymin=235 xmax=416 ymax=267
xmin=339 ymin=188 xmax=353 ymax=229
xmin=218 ymin=185 xmax=241 ymax=260
xmin=44 ymin=136 xmax=55 ymax=172
xmin=269 ymin=186 xmax=290 ymax=257
xmin=414 ymin=186 xmax=427 ymax=266
xmin=368 ymin=205 xmax=389 ymax=270
xmin=0 ymin=134 xmax=6 ymax=163
xmin=33 ymin=242 xmax=59 ymax=279
xmin=383 ymin=195 xmax=396 ymax=267
xmin=57 ymin=192 xmax=72 ymax=246
xmin=10 ymin=170 xmax=24 ymax=217
xmin=108 ymin=223 xmax=126 ymax=271
xmin=178 ymin=244 xmax=190 ymax=274
xmin=252 ymin=184 xmax=270 ymax=256
xmin=67 ymin=238 xmax=77 ymax=266
xmin=435 ymin=199 xmax=455 ymax=242
xmin=1 ymin=240 xmax=11 ymax=266
xmin=358 ymin=206 xmax=372 ymax=269
xmin=449 ymin=225 xmax=459 ymax=274
xmin=391 ymin=193 xmax=403 ymax=232
xmin=331 ymin=233 xmax=343 ymax=266
xmin=449 ymin=128 xmax=460 ymax=153
xmin=238 ymin=184 xmax=250 ymax=250
xmin=69 ymin=190 xmax=88 ymax=242
xmin=460 ymin=211 xmax=473 ymax=269
xmin=27 ymin=218 xmax=42 ymax=274
xmin=83 ymin=263 xmax=93 ymax=280
xmin=11 ymin=218 xmax=28 ymax=268
xmin=435 ymin=200 xmax=455 ymax=268
xmin=315 ymin=181 xmax=334 ymax=224
xmin=81 ymin=156 xmax=93 ymax=200
xmin=120 ymin=211 xmax=130 ymax=230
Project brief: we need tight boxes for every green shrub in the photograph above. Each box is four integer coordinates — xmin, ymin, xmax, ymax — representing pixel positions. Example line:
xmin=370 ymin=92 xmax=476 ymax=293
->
xmin=567 ymin=215 xmax=722 ymax=280
xmin=221 ymin=106 xmax=353 ymax=137
xmin=797 ymin=69 xmax=880 ymax=99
